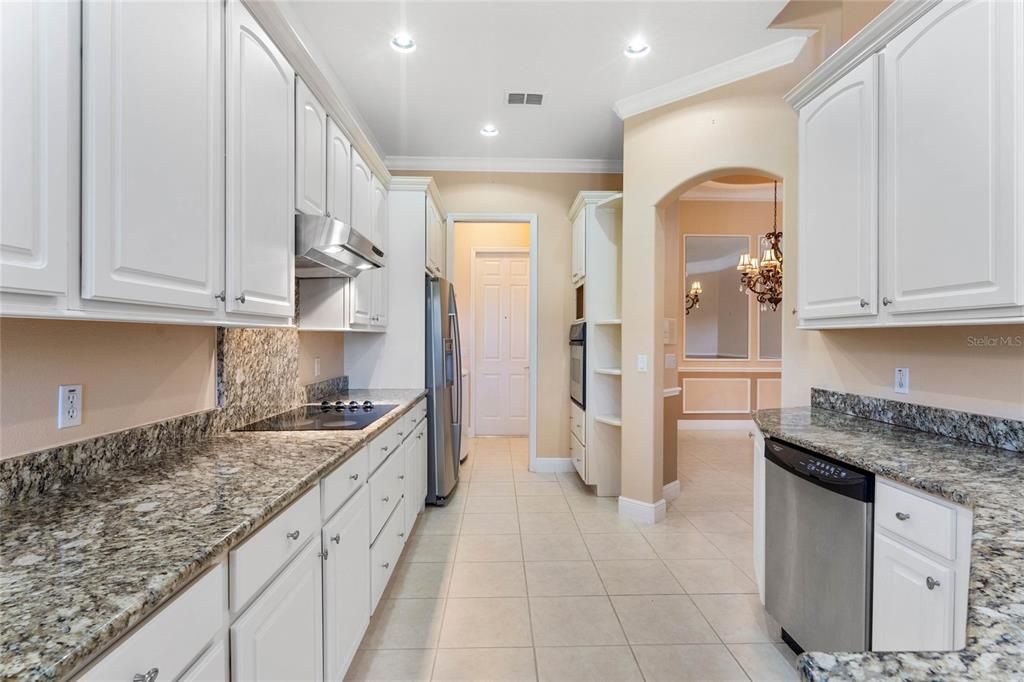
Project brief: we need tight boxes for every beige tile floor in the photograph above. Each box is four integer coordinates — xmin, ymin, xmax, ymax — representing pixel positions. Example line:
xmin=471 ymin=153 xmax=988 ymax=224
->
xmin=348 ymin=431 xmax=798 ymax=681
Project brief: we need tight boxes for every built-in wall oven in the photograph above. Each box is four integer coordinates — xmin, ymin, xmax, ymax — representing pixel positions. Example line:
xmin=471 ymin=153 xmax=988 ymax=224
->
xmin=569 ymin=321 xmax=585 ymax=409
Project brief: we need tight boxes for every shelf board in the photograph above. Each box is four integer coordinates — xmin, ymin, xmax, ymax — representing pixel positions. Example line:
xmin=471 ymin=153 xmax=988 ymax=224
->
xmin=593 ymin=414 xmax=622 ymax=427
xmin=593 ymin=319 xmax=622 ymax=326
xmin=594 ymin=368 xmax=622 ymax=376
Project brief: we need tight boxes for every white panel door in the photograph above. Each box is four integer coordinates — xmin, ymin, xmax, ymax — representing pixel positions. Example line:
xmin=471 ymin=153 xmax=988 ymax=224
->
xmin=81 ymin=0 xmax=223 ymax=310
xmin=474 ymin=252 xmax=530 ymax=436
xmin=225 ymin=0 xmax=294 ymax=318
xmin=370 ymin=176 xmax=388 ymax=328
xmin=571 ymin=211 xmax=586 ymax=284
xmin=322 ymin=487 xmax=370 ymax=682
xmin=295 ymin=77 xmax=326 ymax=216
xmin=797 ymin=56 xmax=879 ymax=320
xmin=881 ymin=0 xmax=1023 ymax=315
xmin=872 ymin=533 xmax=954 ymax=651
xmin=0 ymin=0 xmax=75 ymax=297
xmin=326 ymin=118 xmax=352 ymax=223
xmin=231 ymin=540 xmax=324 ymax=682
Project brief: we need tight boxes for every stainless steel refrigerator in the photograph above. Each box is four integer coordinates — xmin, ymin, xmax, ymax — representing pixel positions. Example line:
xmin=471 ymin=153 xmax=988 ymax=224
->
xmin=425 ymin=275 xmax=462 ymax=504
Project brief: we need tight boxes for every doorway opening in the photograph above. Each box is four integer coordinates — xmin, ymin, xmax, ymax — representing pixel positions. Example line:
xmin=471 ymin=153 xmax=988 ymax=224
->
xmin=447 ymin=214 xmax=539 ymax=472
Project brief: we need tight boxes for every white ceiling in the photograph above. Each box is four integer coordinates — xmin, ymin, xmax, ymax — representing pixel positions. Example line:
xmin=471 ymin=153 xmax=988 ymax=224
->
xmin=287 ymin=1 xmax=807 ymax=168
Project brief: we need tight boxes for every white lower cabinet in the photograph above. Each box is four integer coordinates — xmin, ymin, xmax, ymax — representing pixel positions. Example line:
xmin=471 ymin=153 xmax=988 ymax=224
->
xmin=322 ymin=486 xmax=370 ymax=682
xmin=231 ymin=539 xmax=324 ymax=682
xmin=405 ymin=419 xmax=428 ymax=533
xmin=570 ymin=432 xmax=586 ymax=482
xmin=371 ymin=499 xmax=407 ymax=611
xmin=179 ymin=639 xmax=229 ymax=682
xmin=752 ymin=430 xmax=765 ymax=605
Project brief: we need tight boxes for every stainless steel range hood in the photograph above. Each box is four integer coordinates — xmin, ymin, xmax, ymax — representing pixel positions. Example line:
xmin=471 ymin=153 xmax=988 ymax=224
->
xmin=295 ymin=214 xmax=384 ymax=278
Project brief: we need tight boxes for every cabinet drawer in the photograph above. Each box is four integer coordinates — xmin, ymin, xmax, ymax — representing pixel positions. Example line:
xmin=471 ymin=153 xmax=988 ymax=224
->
xmin=321 ymin=447 xmax=368 ymax=520
xmin=412 ymin=398 xmax=428 ymax=425
xmin=876 ymin=480 xmax=957 ymax=561
xmin=368 ymin=423 xmax=402 ymax=473
xmin=570 ymin=433 xmax=586 ymax=482
xmin=570 ymin=402 xmax=586 ymax=446
xmin=229 ymin=486 xmax=320 ymax=612
xmin=394 ymin=408 xmax=418 ymax=445
xmin=179 ymin=638 xmax=228 ymax=682
xmin=370 ymin=446 xmax=405 ymax=540
xmin=370 ymin=499 xmax=406 ymax=611
xmin=83 ymin=564 xmax=226 ymax=681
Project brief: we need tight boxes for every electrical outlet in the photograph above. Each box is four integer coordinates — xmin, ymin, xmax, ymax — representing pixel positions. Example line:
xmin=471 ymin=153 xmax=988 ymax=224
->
xmin=894 ymin=368 xmax=910 ymax=394
xmin=314 ymin=357 xmax=321 ymax=378
xmin=58 ymin=384 xmax=83 ymax=429
xmin=636 ymin=354 xmax=648 ymax=373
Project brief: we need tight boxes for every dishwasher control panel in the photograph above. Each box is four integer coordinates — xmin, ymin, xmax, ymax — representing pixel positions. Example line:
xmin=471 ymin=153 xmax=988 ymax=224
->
xmin=765 ymin=439 xmax=871 ymax=493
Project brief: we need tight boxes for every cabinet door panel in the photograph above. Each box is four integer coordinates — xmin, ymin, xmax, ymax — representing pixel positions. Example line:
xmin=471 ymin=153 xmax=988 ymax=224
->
xmin=351 ymin=147 xmax=373 ymax=236
xmin=179 ymin=639 xmax=228 ymax=682
xmin=323 ymin=487 xmax=370 ymax=682
xmin=231 ymin=540 xmax=324 ymax=682
xmin=0 ymin=0 xmax=75 ymax=297
xmin=295 ymin=77 xmax=326 ymax=216
xmin=872 ymin=533 xmax=954 ymax=651
xmin=797 ymin=57 xmax=878 ymax=320
xmin=882 ymin=0 xmax=1022 ymax=314
xmin=327 ymin=118 xmax=352 ymax=223
xmin=370 ymin=177 xmax=388 ymax=327
xmin=82 ymin=0 xmax=223 ymax=310
xmin=226 ymin=0 xmax=294 ymax=318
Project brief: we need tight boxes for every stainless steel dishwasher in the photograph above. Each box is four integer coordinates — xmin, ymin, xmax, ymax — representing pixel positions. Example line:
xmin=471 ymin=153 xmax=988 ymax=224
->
xmin=764 ymin=437 xmax=873 ymax=654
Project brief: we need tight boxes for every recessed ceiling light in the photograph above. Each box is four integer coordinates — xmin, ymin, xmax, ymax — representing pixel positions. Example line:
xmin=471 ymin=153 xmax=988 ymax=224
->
xmin=624 ymin=38 xmax=650 ymax=58
xmin=480 ymin=124 xmax=499 ymax=137
xmin=390 ymin=33 xmax=416 ymax=53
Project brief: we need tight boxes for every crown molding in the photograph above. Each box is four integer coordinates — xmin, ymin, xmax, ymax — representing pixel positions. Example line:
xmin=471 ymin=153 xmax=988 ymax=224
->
xmin=386 ymin=156 xmax=623 ymax=175
xmin=681 ymin=181 xmax=783 ymax=202
xmin=613 ymin=35 xmax=810 ymax=120
xmin=569 ymin=191 xmax=622 ymax=219
xmin=785 ymin=0 xmax=942 ymax=109
xmin=389 ymin=176 xmax=446 ymax=216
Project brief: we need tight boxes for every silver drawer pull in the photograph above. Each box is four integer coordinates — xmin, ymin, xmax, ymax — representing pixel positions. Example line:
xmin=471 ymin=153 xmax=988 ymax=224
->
xmin=398 ymin=431 xmax=405 ymax=436
xmin=331 ymin=533 xmax=341 ymax=544
xmin=926 ymin=576 xmax=941 ymax=590
xmin=859 ymin=298 xmax=869 ymax=308
xmin=286 ymin=530 xmax=300 ymax=540
xmin=382 ymin=561 xmax=390 ymax=569
xmin=381 ymin=445 xmax=389 ymax=452
xmin=382 ymin=496 xmax=390 ymax=503
xmin=398 ymin=475 xmax=405 ymax=480
xmin=398 ymin=532 xmax=405 ymax=538
xmin=882 ymin=297 xmax=893 ymax=306
xmin=318 ymin=549 xmax=329 ymax=560
xmin=417 ymin=433 xmax=424 ymax=439
xmin=350 ymin=473 xmax=359 ymax=481
xmin=895 ymin=512 xmax=910 ymax=521
xmin=133 ymin=669 xmax=159 ymax=682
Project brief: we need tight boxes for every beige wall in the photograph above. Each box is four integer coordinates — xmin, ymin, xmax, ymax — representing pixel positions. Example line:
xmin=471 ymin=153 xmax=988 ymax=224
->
xmin=297 ymin=331 xmax=345 ymax=386
xmin=395 ymin=171 xmax=622 ymax=459
xmin=0 ymin=319 xmax=217 ymax=458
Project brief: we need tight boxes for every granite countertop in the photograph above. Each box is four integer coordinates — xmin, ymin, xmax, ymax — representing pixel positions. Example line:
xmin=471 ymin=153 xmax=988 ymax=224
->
xmin=754 ymin=406 xmax=1024 ymax=681
xmin=0 ymin=389 xmax=426 ymax=681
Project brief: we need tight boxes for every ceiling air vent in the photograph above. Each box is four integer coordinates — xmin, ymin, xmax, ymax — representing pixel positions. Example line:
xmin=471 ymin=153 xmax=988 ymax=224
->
xmin=506 ymin=92 xmax=544 ymax=106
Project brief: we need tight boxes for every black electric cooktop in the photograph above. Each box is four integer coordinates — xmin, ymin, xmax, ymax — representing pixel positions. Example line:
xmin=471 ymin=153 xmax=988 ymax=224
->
xmin=238 ymin=400 xmax=398 ymax=432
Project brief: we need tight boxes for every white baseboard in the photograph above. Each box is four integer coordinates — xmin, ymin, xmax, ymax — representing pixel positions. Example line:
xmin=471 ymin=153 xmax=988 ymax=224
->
xmin=532 ymin=457 xmax=575 ymax=473
xmin=618 ymin=495 xmax=667 ymax=525
xmin=678 ymin=419 xmax=756 ymax=431
xmin=662 ymin=480 xmax=681 ymax=502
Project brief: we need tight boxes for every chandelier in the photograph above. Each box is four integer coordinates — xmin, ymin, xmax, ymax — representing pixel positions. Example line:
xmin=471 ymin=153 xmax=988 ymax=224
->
xmin=685 ymin=280 xmax=702 ymax=315
xmin=737 ymin=181 xmax=783 ymax=311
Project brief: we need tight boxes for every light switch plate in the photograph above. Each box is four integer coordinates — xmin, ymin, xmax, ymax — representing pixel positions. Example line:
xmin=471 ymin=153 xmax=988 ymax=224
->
xmin=58 ymin=384 xmax=83 ymax=429
xmin=894 ymin=368 xmax=910 ymax=394
xmin=314 ymin=357 xmax=321 ymax=378
xmin=637 ymin=354 xmax=648 ymax=373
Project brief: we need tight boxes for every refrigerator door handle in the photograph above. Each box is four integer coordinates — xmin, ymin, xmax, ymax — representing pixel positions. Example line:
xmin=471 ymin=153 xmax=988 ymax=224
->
xmin=450 ymin=313 xmax=462 ymax=427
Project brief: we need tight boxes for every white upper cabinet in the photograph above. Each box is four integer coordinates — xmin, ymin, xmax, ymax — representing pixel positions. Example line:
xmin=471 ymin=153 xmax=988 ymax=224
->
xmin=881 ymin=0 xmax=1022 ymax=317
xmin=0 ymin=0 xmax=76 ymax=299
xmin=425 ymin=197 xmax=445 ymax=277
xmin=798 ymin=57 xmax=878 ymax=320
xmin=351 ymin=147 xmax=374 ymax=237
xmin=225 ymin=0 xmax=295 ymax=318
xmin=295 ymin=77 xmax=327 ymax=216
xmin=326 ymin=118 xmax=352 ymax=223
xmin=571 ymin=209 xmax=586 ymax=285
xmin=81 ymin=0 xmax=224 ymax=311
xmin=369 ymin=176 xmax=389 ymax=328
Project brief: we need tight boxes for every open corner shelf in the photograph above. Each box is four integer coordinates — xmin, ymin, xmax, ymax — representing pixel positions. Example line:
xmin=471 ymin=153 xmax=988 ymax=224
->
xmin=593 ymin=414 xmax=622 ymax=427
xmin=594 ymin=368 xmax=622 ymax=376
xmin=593 ymin=319 xmax=622 ymax=326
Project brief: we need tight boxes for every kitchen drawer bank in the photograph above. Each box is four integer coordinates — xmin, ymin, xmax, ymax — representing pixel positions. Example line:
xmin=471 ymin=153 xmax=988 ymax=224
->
xmin=753 ymin=406 xmax=1024 ymax=682
xmin=0 ymin=389 xmax=426 ymax=681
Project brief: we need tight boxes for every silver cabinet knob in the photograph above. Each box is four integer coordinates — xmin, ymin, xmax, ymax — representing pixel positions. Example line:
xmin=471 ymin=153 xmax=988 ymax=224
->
xmin=397 ymin=431 xmax=405 ymax=437
xmin=382 ymin=561 xmax=390 ymax=569
xmin=398 ymin=532 xmax=405 ymax=538
xmin=331 ymin=533 xmax=341 ymax=544
xmin=214 ymin=291 xmax=225 ymax=301
xmin=286 ymin=530 xmax=300 ymax=540
xmin=926 ymin=576 xmax=941 ymax=590
xmin=882 ymin=297 xmax=893 ymax=306
xmin=236 ymin=293 xmax=246 ymax=304
xmin=859 ymin=298 xmax=869 ymax=308
xmin=398 ymin=475 xmax=405 ymax=480
xmin=382 ymin=496 xmax=390 ymax=503
xmin=895 ymin=512 xmax=910 ymax=521
xmin=133 ymin=669 xmax=159 ymax=682
xmin=417 ymin=433 xmax=424 ymax=440
xmin=791 ymin=308 xmax=797 ymax=315
xmin=747 ymin=432 xmax=754 ymax=438
xmin=349 ymin=473 xmax=359 ymax=481
xmin=318 ymin=549 xmax=329 ymax=560
xmin=381 ymin=445 xmax=389 ymax=452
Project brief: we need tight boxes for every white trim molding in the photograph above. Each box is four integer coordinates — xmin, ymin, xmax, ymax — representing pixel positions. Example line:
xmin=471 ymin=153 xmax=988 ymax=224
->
xmin=678 ymin=419 xmax=757 ymax=431
xmin=681 ymin=181 xmax=783 ymax=203
xmin=532 ymin=457 xmax=576 ymax=474
xmin=386 ymin=156 xmax=623 ymax=175
xmin=618 ymin=495 xmax=668 ymax=525
xmin=682 ymin=377 xmax=752 ymax=414
xmin=663 ymin=387 xmax=682 ymax=398
xmin=663 ymin=480 xmax=682 ymax=503
xmin=614 ymin=36 xmax=809 ymax=120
